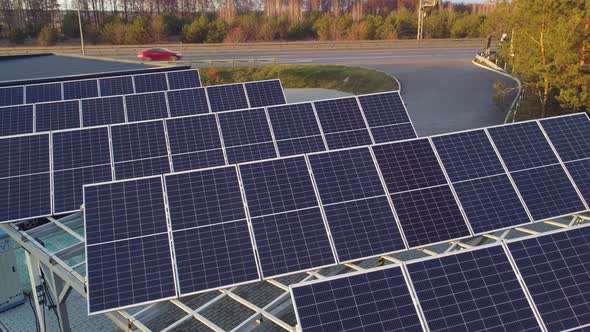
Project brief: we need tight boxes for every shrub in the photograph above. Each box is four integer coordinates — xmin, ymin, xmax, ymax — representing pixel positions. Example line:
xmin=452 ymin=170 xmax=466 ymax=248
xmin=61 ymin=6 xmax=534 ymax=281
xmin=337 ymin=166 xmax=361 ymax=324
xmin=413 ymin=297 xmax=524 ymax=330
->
xmin=348 ymin=21 xmax=369 ymax=40
xmin=224 ymin=26 xmax=248 ymax=43
xmin=206 ymin=19 xmax=227 ymax=43
xmin=8 ymin=27 xmax=26 ymax=44
xmin=152 ymin=15 xmax=169 ymax=42
xmin=102 ymin=21 xmax=126 ymax=44
xmin=84 ymin=25 xmax=100 ymax=44
xmin=125 ymin=16 xmax=153 ymax=44
xmin=181 ymin=15 xmax=209 ymax=43
xmin=38 ymin=25 xmax=58 ymax=46
xmin=62 ymin=11 xmax=82 ymax=38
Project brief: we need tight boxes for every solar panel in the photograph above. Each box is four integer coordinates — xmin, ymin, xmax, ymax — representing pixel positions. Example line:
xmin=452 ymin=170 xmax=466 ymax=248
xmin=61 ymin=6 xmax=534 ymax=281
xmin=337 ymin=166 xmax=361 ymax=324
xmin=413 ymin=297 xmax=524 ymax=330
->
xmin=63 ymin=79 xmax=99 ymax=100
xmin=84 ymin=176 xmax=176 ymax=314
xmin=308 ymin=147 xmax=405 ymax=262
xmin=432 ymin=130 xmax=531 ymax=233
xmin=110 ymin=121 xmax=170 ymax=179
xmin=407 ymin=245 xmax=542 ymax=332
xmin=166 ymin=70 xmax=201 ymax=90
xmin=35 ymin=100 xmax=80 ymax=132
xmin=563 ymin=159 xmax=590 ymax=202
xmin=217 ymin=108 xmax=277 ymax=164
xmin=164 ymin=167 xmax=260 ymax=295
xmin=52 ymin=127 xmax=112 ymax=214
xmin=99 ymin=76 xmax=134 ymax=96
xmin=539 ymin=113 xmax=590 ymax=162
xmin=291 ymin=266 xmax=423 ymax=332
xmin=165 ymin=115 xmax=225 ymax=172
xmin=244 ymin=80 xmax=286 ymax=108
xmin=239 ymin=157 xmax=335 ymax=278
xmin=81 ymin=96 xmax=126 ymax=127
xmin=133 ymin=73 xmax=168 ymax=93
xmin=357 ymin=92 xmax=417 ymax=143
xmin=0 ymin=134 xmax=51 ymax=223
xmin=313 ymin=97 xmax=373 ymax=149
xmin=124 ymin=92 xmax=169 ymax=122
xmin=206 ymin=83 xmax=249 ymax=113
xmin=507 ymin=226 xmax=590 ymax=332
xmin=166 ymin=88 xmax=209 ymax=117
xmin=266 ymin=103 xmax=326 ymax=156
xmin=0 ymin=105 xmax=34 ymax=136
xmin=26 ymin=83 xmax=62 ymax=103
xmin=0 ymin=87 xmax=24 ymax=107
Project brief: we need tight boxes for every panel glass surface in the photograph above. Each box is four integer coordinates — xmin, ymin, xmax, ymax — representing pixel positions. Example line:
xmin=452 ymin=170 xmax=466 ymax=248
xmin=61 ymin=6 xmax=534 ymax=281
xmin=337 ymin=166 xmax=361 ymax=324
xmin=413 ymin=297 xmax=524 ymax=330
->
xmin=244 ymin=80 xmax=286 ymax=108
xmin=35 ymin=100 xmax=80 ymax=132
xmin=63 ymin=79 xmax=99 ymax=100
xmin=0 ymin=105 xmax=33 ymax=136
xmin=266 ymin=103 xmax=326 ymax=156
xmin=407 ymin=245 xmax=542 ymax=332
xmin=99 ymin=76 xmax=134 ymax=96
xmin=81 ymin=96 xmax=125 ymax=127
xmin=166 ymin=70 xmax=201 ymax=90
xmin=133 ymin=73 xmax=168 ymax=93
xmin=166 ymin=88 xmax=209 ymax=117
xmin=564 ymin=158 xmax=590 ymax=203
xmin=206 ymin=84 xmax=249 ymax=113
xmin=291 ymin=266 xmax=423 ymax=332
xmin=125 ymin=92 xmax=168 ymax=122
xmin=313 ymin=97 xmax=372 ymax=149
xmin=539 ymin=113 xmax=590 ymax=162
xmin=0 ymin=87 xmax=24 ymax=107
xmin=357 ymin=92 xmax=416 ymax=143
xmin=26 ymin=83 xmax=62 ymax=103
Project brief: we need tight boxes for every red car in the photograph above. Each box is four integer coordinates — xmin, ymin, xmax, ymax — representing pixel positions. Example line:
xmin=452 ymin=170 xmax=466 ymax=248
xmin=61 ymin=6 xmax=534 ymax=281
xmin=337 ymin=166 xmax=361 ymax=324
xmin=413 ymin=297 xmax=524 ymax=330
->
xmin=137 ymin=48 xmax=182 ymax=61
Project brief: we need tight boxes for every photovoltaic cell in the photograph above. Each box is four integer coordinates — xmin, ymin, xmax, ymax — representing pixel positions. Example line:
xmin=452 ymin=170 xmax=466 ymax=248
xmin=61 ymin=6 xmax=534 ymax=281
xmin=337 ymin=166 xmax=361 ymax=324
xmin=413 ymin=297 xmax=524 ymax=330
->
xmin=507 ymin=227 xmax=590 ymax=332
xmin=291 ymin=266 xmax=423 ymax=332
xmin=313 ymin=97 xmax=372 ymax=149
xmin=35 ymin=100 xmax=80 ymax=132
xmin=407 ymin=245 xmax=542 ymax=332
xmin=0 ymin=87 xmax=24 ymax=107
xmin=165 ymin=115 xmax=225 ymax=171
xmin=166 ymin=88 xmax=209 ymax=117
xmin=206 ymin=84 xmax=249 ymax=113
xmin=52 ymin=127 xmax=112 ymax=213
xmin=0 ymin=105 xmax=34 ymax=136
xmin=124 ymin=92 xmax=168 ymax=122
xmin=110 ymin=121 xmax=170 ymax=179
xmin=564 ymin=159 xmax=590 ymax=202
xmin=133 ymin=73 xmax=168 ymax=93
xmin=63 ymin=79 xmax=99 ymax=100
xmin=0 ymin=134 xmax=51 ymax=222
xmin=26 ymin=83 xmax=62 ymax=103
xmin=81 ymin=96 xmax=125 ymax=127
xmin=218 ymin=108 xmax=277 ymax=164
xmin=357 ymin=92 xmax=416 ymax=143
xmin=244 ymin=80 xmax=286 ymax=108
xmin=166 ymin=70 xmax=201 ymax=90
xmin=266 ymin=103 xmax=326 ymax=156
xmin=240 ymin=157 xmax=335 ymax=277
xmin=488 ymin=122 xmax=559 ymax=172
xmin=99 ymin=76 xmax=134 ymax=96
xmin=539 ymin=113 xmax=590 ymax=162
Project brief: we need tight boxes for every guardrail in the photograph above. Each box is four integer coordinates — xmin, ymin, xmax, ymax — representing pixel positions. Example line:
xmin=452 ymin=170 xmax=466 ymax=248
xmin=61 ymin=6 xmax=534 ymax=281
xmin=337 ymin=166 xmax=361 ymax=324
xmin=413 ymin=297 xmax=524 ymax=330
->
xmin=172 ymin=57 xmax=280 ymax=67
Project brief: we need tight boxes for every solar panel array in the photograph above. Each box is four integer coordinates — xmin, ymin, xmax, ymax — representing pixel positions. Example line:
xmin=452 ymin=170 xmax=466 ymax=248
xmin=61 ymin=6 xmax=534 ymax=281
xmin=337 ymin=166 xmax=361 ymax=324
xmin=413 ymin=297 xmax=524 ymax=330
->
xmin=83 ymin=114 xmax=590 ymax=314
xmin=0 ymin=78 xmax=287 ymax=137
xmin=0 ymin=69 xmax=201 ymax=107
xmin=0 ymin=91 xmax=414 ymax=223
xmin=291 ymin=225 xmax=590 ymax=332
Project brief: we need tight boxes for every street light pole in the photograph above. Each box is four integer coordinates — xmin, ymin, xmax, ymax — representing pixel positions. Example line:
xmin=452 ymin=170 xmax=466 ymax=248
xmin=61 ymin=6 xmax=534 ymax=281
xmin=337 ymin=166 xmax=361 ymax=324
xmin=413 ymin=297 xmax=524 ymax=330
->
xmin=77 ymin=0 xmax=85 ymax=56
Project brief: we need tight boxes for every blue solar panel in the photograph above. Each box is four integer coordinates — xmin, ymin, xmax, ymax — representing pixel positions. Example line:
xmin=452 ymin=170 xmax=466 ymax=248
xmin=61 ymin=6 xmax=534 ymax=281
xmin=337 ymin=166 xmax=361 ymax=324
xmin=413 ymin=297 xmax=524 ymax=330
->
xmin=165 ymin=115 xmax=225 ymax=171
xmin=453 ymin=175 xmax=530 ymax=234
xmin=357 ymin=92 xmax=417 ymax=143
xmin=488 ymin=122 xmax=559 ymax=172
xmin=0 ymin=134 xmax=51 ymax=222
xmin=63 ymin=79 xmax=99 ymax=100
xmin=218 ymin=108 xmax=277 ymax=164
xmin=313 ymin=97 xmax=372 ymax=149
xmin=0 ymin=105 xmax=34 ymax=136
xmin=507 ymin=227 xmax=590 ymax=332
xmin=207 ymin=83 xmax=249 ymax=113
xmin=432 ymin=130 xmax=505 ymax=182
xmin=539 ymin=113 xmax=590 ymax=162
xmin=244 ymin=80 xmax=286 ymax=108
xmin=166 ymin=88 xmax=209 ymax=117
xmin=52 ymin=127 xmax=112 ymax=213
xmin=125 ymin=92 xmax=168 ymax=122
xmin=99 ymin=76 xmax=134 ymax=96
xmin=291 ymin=266 xmax=423 ymax=332
xmin=407 ymin=245 xmax=542 ymax=332
xmin=510 ymin=164 xmax=586 ymax=220
xmin=133 ymin=73 xmax=168 ymax=93
xmin=35 ymin=100 xmax=80 ymax=132
xmin=240 ymin=157 xmax=335 ymax=277
xmin=564 ymin=159 xmax=590 ymax=203
xmin=0 ymin=87 xmax=24 ymax=107
xmin=166 ymin=70 xmax=201 ymax=90
xmin=391 ymin=185 xmax=469 ymax=247
xmin=26 ymin=83 xmax=62 ymax=103
xmin=372 ymin=139 xmax=447 ymax=193
xmin=266 ymin=103 xmax=326 ymax=156
xmin=110 ymin=121 xmax=170 ymax=179
xmin=81 ymin=96 xmax=125 ymax=127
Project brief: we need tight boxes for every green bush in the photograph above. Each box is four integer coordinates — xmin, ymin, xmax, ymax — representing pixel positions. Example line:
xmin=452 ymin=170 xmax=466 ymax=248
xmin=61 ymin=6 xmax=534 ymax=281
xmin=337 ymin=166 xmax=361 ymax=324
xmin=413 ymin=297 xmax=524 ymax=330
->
xmin=8 ymin=27 xmax=26 ymax=44
xmin=62 ymin=11 xmax=81 ymax=38
xmin=152 ymin=15 xmax=169 ymax=42
xmin=181 ymin=15 xmax=209 ymax=43
xmin=125 ymin=16 xmax=152 ymax=44
xmin=206 ymin=19 xmax=227 ymax=43
xmin=102 ymin=20 xmax=126 ymax=44
xmin=38 ymin=25 xmax=58 ymax=46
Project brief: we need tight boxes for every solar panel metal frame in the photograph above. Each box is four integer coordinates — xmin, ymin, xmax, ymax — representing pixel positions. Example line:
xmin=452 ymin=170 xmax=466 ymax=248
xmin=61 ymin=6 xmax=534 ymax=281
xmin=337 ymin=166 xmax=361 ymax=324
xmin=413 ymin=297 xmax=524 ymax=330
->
xmin=165 ymin=69 xmax=202 ymax=90
xmin=83 ymin=174 xmax=179 ymax=315
xmin=33 ymin=99 xmax=82 ymax=132
xmin=205 ymin=82 xmax=251 ymax=113
xmin=123 ymin=91 xmax=170 ymax=122
xmin=243 ymin=79 xmax=287 ymax=108
xmin=0 ymin=86 xmax=25 ymax=107
xmin=25 ymin=82 xmax=63 ymax=104
xmin=132 ymin=72 xmax=170 ymax=94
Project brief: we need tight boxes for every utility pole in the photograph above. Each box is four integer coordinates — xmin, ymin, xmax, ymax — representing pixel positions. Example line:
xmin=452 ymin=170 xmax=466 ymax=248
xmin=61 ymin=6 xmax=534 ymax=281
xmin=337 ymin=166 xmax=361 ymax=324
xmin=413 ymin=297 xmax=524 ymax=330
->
xmin=77 ymin=0 xmax=86 ymax=56
xmin=417 ymin=0 xmax=438 ymax=40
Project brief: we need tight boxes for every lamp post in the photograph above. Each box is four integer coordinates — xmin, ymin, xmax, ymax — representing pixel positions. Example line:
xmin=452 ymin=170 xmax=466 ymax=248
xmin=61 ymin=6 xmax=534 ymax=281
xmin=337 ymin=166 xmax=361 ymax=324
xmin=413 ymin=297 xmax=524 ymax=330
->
xmin=77 ymin=0 xmax=86 ymax=56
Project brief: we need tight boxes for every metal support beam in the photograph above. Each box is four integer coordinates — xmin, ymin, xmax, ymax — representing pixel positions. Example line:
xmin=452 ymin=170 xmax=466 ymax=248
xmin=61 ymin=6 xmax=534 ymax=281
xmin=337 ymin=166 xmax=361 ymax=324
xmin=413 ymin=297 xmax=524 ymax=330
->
xmin=40 ymin=264 xmax=72 ymax=332
xmin=25 ymin=251 xmax=46 ymax=332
